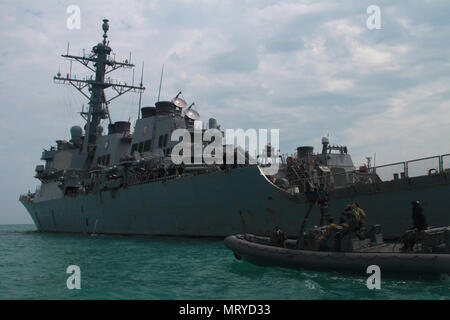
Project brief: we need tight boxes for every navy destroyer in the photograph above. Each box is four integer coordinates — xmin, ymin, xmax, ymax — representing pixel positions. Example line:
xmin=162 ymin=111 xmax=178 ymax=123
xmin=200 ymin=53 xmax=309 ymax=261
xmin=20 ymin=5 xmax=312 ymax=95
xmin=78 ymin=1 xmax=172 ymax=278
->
xmin=20 ymin=20 xmax=450 ymax=238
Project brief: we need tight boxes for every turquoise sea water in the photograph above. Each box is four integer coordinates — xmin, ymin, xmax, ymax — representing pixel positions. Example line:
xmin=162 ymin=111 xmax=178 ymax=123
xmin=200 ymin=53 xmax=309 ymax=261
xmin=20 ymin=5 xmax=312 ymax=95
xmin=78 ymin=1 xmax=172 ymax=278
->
xmin=0 ymin=224 xmax=448 ymax=300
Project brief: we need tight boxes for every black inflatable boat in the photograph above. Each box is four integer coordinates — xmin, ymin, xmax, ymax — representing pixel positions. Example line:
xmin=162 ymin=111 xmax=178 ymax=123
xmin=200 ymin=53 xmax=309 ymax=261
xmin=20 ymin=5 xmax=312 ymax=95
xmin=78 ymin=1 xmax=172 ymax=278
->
xmin=224 ymin=226 xmax=450 ymax=278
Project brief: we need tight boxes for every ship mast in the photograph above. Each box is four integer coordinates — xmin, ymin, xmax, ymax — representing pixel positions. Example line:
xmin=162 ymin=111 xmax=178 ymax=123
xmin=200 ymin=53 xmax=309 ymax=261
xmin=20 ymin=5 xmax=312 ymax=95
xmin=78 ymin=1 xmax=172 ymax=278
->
xmin=54 ymin=19 xmax=145 ymax=156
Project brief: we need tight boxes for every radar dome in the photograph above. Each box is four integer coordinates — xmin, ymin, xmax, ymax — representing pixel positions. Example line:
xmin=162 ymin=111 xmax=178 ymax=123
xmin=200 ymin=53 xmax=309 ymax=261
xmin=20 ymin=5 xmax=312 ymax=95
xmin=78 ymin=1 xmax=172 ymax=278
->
xmin=70 ymin=126 xmax=83 ymax=138
xmin=321 ymin=136 xmax=329 ymax=144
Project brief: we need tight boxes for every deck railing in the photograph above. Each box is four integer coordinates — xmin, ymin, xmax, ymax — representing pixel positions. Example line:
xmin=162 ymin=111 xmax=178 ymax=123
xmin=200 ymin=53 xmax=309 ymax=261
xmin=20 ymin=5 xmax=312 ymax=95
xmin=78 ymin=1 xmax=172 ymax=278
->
xmin=371 ymin=154 xmax=449 ymax=182
xmin=287 ymin=153 xmax=450 ymax=193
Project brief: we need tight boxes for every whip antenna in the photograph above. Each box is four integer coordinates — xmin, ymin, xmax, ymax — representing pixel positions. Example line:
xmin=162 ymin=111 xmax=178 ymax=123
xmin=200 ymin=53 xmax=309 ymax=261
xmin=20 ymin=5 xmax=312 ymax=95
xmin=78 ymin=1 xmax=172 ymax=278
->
xmin=157 ymin=64 xmax=164 ymax=102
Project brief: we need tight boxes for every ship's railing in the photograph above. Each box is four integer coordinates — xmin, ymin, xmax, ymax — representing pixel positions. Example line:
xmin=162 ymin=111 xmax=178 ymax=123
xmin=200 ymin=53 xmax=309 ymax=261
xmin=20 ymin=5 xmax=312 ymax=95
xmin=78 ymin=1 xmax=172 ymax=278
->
xmin=367 ymin=161 xmax=406 ymax=181
xmin=441 ymin=153 xmax=450 ymax=172
xmin=287 ymin=153 xmax=450 ymax=192
xmin=370 ymin=154 xmax=449 ymax=182
xmin=127 ymin=172 xmax=193 ymax=186
xmin=65 ymin=162 xmax=248 ymax=196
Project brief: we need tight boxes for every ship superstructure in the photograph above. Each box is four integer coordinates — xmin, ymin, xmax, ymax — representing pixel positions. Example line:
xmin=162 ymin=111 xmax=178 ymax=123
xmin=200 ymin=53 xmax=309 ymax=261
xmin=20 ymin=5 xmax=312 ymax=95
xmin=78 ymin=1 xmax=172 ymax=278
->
xmin=33 ymin=19 xmax=234 ymax=202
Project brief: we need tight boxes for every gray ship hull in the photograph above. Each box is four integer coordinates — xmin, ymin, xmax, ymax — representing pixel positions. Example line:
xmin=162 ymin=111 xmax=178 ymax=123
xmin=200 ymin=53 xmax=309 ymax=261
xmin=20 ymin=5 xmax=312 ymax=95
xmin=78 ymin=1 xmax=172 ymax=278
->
xmin=21 ymin=166 xmax=450 ymax=238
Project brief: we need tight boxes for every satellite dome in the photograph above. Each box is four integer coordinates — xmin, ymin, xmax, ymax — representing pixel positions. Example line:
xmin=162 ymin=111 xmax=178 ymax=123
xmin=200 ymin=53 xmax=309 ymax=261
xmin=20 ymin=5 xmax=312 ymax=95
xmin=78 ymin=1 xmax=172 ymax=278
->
xmin=70 ymin=126 xmax=83 ymax=138
xmin=321 ymin=136 xmax=329 ymax=144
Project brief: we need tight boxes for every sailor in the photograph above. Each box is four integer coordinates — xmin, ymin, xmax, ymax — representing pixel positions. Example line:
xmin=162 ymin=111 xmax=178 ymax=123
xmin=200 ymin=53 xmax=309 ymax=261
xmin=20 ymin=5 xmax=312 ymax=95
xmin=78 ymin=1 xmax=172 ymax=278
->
xmin=168 ymin=164 xmax=176 ymax=176
xmin=411 ymin=201 xmax=428 ymax=231
xmin=322 ymin=217 xmax=338 ymax=239
xmin=352 ymin=202 xmax=367 ymax=230
xmin=158 ymin=166 xmax=166 ymax=178
xmin=342 ymin=205 xmax=357 ymax=229
xmin=178 ymin=163 xmax=185 ymax=175
xmin=271 ymin=226 xmax=286 ymax=247
xmin=400 ymin=201 xmax=428 ymax=251
xmin=342 ymin=203 xmax=365 ymax=230
xmin=318 ymin=217 xmax=338 ymax=250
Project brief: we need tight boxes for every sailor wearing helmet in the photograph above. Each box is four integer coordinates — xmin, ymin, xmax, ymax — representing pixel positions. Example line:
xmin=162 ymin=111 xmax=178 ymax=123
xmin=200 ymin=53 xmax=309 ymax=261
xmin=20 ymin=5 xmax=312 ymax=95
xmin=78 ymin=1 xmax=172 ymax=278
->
xmin=411 ymin=200 xmax=428 ymax=231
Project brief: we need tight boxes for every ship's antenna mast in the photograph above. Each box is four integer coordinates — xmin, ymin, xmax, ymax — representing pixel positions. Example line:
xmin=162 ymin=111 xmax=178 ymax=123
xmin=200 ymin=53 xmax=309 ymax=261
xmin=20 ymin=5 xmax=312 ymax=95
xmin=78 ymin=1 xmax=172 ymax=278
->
xmin=157 ymin=64 xmax=164 ymax=102
xmin=137 ymin=62 xmax=144 ymax=119
xmin=53 ymin=19 xmax=146 ymax=157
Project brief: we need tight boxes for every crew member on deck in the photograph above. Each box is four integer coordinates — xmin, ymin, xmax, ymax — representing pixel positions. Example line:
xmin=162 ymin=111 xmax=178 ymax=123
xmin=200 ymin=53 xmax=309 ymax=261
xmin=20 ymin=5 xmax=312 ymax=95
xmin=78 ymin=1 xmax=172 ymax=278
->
xmin=411 ymin=200 xmax=428 ymax=231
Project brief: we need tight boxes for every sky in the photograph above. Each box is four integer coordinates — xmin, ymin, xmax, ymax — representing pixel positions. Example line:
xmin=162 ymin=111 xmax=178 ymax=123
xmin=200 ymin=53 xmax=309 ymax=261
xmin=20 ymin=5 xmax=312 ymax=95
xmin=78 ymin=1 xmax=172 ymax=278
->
xmin=0 ymin=0 xmax=449 ymax=224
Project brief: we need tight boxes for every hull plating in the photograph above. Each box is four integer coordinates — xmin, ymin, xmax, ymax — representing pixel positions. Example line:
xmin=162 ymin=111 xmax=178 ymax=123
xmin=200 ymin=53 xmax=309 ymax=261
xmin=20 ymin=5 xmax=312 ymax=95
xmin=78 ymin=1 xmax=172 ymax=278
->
xmin=21 ymin=166 xmax=450 ymax=238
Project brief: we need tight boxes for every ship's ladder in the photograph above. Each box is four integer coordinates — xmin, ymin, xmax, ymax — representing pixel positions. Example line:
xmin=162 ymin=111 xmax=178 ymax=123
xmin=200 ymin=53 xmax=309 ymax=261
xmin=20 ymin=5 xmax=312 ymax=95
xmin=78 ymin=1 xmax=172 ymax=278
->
xmin=288 ymin=163 xmax=311 ymax=187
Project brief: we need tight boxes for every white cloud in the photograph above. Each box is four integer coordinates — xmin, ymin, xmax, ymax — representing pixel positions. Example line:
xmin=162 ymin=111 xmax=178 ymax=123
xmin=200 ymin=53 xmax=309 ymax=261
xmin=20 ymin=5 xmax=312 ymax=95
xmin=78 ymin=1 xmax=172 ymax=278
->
xmin=342 ymin=78 xmax=450 ymax=164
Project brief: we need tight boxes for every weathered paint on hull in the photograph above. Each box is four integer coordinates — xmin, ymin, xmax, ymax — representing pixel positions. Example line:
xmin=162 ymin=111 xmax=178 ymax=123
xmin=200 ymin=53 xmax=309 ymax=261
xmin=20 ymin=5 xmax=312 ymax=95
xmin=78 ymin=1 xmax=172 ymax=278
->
xmin=20 ymin=166 xmax=450 ymax=238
